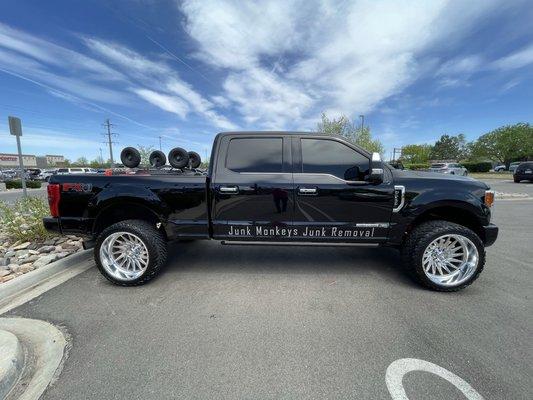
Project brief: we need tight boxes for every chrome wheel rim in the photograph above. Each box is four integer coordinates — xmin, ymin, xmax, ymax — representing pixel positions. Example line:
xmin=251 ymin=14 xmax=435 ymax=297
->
xmin=422 ymin=234 xmax=479 ymax=287
xmin=99 ymin=232 xmax=149 ymax=281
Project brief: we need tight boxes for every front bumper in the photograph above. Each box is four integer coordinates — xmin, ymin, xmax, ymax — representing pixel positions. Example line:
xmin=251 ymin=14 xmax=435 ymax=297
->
xmin=481 ymin=223 xmax=498 ymax=247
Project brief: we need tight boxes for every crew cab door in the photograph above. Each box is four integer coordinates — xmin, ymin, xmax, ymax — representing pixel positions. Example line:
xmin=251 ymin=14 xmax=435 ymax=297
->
xmin=291 ymin=136 xmax=394 ymax=242
xmin=210 ymin=135 xmax=293 ymax=240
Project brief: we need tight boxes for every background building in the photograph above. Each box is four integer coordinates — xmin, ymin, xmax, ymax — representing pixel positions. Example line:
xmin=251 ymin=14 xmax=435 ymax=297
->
xmin=0 ymin=153 xmax=37 ymax=168
xmin=46 ymin=155 xmax=65 ymax=166
xmin=0 ymin=153 xmax=66 ymax=169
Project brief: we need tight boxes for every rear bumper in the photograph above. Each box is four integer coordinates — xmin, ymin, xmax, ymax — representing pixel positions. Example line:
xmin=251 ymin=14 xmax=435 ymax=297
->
xmin=43 ymin=217 xmax=94 ymax=236
xmin=43 ymin=217 xmax=62 ymax=234
xmin=481 ymin=223 xmax=498 ymax=247
xmin=514 ymin=173 xmax=533 ymax=181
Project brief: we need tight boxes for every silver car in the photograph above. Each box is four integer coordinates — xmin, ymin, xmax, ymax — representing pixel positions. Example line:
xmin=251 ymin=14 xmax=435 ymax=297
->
xmin=429 ymin=162 xmax=468 ymax=176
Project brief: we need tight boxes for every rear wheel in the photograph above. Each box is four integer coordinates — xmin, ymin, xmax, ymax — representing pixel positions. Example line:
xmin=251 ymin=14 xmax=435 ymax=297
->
xmin=402 ymin=220 xmax=485 ymax=291
xmin=514 ymin=177 xmax=520 ymax=183
xmin=95 ymin=219 xmax=167 ymax=286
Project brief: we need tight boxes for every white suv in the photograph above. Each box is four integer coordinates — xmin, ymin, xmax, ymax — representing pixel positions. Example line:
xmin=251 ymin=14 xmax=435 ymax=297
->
xmin=429 ymin=163 xmax=468 ymax=176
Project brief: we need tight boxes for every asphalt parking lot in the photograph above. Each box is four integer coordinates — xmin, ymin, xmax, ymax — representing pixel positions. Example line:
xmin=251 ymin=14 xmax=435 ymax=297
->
xmin=4 ymin=180 xmax=532 ymax=400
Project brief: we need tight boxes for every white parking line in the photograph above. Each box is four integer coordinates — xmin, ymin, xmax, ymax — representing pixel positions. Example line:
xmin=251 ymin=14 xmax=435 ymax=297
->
xmin=386 ymin=358 xmax=484 ymax=400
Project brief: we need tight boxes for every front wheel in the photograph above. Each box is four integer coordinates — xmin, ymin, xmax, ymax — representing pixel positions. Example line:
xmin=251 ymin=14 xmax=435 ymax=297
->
xmin=95 ymin=219 xmax=167 ymax=286
xmin=401 ymin=220 xmax=485 ymax=291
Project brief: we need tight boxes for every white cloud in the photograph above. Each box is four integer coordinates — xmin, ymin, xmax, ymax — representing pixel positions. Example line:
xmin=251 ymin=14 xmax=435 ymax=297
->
xmin=491 ymin=44 xmax=533 ymax=70
xmin=134 ymin=88 xmax=189 ymax=118
xmin=85 ymin=38 xmax=237 ymax=129
xmin=179 ymin=0 xmax=504 ymax=129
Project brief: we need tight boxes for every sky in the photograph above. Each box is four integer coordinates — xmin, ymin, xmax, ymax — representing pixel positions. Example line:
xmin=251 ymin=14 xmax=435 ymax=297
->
xmin=0 ymin=0 xmax=532 ymax=162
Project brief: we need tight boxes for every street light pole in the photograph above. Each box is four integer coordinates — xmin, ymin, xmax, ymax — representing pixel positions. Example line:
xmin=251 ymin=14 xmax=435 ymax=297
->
xmin=359 ymin=115 xmax=365 ymax=131
xmin=8 ymin=116 xmax=27 ymax=198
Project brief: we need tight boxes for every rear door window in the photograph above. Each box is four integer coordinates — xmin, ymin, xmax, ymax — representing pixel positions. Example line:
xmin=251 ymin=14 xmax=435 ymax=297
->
xmin=226 ymin=137 xmax=283 ymax=173
xmin=301 ymin=138 xmax=369 ymax=181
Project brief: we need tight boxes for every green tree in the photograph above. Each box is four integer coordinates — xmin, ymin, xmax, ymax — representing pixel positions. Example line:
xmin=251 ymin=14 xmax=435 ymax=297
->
xmin=89 ymin=159 xmax=101 ymax=168
xmin=470 ymin=123 xmax=533 ymax=167
xmin=400 ymin=144 xmax=432 ymax=164
xmin=137 ymin=145 xmax=155 ymax=167
xmin=317 ymin=113 xmax=384 ymax=154
xmin=429 ymin=134 xmax=469 ymax=161
xmin=73 ymin=157 xmax=88 ymax=166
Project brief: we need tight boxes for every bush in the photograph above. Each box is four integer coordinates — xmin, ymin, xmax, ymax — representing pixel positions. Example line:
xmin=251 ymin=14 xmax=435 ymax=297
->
xmin=461 ymin=162 xmax=492 ymax=172
xmin=404 ymin=163 xmax=430 ymax=170
xmin=0 ymin=197 xmax=51 ymax=242
xmin=5 ymin=180 xmax=42 ymax=189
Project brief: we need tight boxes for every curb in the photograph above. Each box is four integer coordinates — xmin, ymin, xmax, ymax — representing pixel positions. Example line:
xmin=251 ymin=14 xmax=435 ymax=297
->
xmin=0 ymin=318 xmax=67 ymax=400
xmin=0 ymin=250 xmax=92 ymax=311
xmin=0 ymin=329 xmax=24 ymax=399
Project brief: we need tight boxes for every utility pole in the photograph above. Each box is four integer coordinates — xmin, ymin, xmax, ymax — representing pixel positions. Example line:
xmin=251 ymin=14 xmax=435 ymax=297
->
xmin=359 ymin=115 xmax=365 ymax=131
xmin=8 ymin=116 xmax=27 ymax=198
xmin=102 ymin=119 xmax=118 ymax=166
xmin=99 ymin=147 xmax=103 ymax=164
xmin=158 ymin=135 xmax=162 ymax=151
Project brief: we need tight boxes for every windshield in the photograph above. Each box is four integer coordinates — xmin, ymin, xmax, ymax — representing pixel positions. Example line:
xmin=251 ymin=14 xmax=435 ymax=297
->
xmin=430 ymin=163 xmax=446 ymax=168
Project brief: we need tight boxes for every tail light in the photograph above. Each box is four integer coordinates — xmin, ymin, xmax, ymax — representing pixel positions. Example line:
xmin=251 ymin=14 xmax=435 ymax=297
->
xmin=47 ymin=183 xmax=61 ymax=217
xmin=484 ymin=190 xmax=495 ymax=208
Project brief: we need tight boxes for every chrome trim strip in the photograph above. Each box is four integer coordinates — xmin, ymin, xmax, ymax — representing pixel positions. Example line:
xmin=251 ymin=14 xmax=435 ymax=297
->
xmin=355 ymin=223 xmax=390 ymax=228
xmin=393 ymin=185 xmax=406 ymax=213
xmin=221 ymin=241 xmax=380 ymax=247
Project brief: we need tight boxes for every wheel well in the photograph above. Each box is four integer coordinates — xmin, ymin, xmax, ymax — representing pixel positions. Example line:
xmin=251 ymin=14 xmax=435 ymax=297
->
xmin=407 ymin=206 xmax=484 ymax=240
xmin=93 ymin=203 xmax=163 ymax=237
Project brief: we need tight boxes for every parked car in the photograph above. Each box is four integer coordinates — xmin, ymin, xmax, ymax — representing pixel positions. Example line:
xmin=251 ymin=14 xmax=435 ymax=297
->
xmin=513 ymin=162 xmax=533 ymax=183
xmin=509 ymin=162 xmax=522 ymax=173
xmin=428 ymin=162 xmax=468 ymax=176
xmin=56 ymin=167 xmax=96 ymax=175
xmin=494 ymin=164 xmax=506 ymax=172
xmin=37 ymin=169 xmax=58 ymax=181
xmin=44 ymin=131 xmax=498 ymax=292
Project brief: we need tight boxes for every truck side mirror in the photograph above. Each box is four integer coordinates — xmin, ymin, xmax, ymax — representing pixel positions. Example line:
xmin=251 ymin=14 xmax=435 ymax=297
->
xmin=369 ymin=152 xmax=384 ymax=184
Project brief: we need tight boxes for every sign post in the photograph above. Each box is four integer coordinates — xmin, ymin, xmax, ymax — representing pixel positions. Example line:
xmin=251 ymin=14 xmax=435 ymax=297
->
xmin=8 ymin=116 xmax=27 ymax=198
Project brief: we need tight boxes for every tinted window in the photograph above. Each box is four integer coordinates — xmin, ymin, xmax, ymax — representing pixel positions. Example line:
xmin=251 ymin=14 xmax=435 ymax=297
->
xmin=226 ymin=138 xmax=283 ymax=173
xmin=57 ymin=168 xmax=67 ymax=173
xmin=301 ymin=139 xmax=369 ymax=181
xmin=70 ymin=168 xmax=83 ymax=172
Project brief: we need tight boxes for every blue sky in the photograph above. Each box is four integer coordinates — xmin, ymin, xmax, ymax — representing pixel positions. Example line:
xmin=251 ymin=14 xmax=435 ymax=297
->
xmin=0 ymin=0 xmax=532 ymax=162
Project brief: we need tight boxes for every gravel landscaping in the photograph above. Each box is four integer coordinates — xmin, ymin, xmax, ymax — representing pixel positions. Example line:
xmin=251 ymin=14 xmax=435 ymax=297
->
xmin=0 ymin=233 xmax=84 ymax=283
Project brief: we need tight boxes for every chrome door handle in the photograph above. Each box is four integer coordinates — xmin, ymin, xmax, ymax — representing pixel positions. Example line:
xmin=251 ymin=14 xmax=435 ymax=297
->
xmin=219 ymin=186 xmax=239 ymax=193
xmin=298 ymin=187 xmax=317 ymax=195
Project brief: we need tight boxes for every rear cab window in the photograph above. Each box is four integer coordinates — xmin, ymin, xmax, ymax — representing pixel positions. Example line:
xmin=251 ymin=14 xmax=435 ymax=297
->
xmin=225 ymin=137 xmax=283 ymax=173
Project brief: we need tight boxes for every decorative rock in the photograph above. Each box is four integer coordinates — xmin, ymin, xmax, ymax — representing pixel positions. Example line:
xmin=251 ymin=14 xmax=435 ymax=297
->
xmin=0 ymin=269 xmax=11 ymax=277
xmin=10 ymin=263 xmax=33 ymax=273
xmin=28 ymin=250 xmax=39 ymax=255
xmin=55 ymin=252 xmax=70 ymax=260
xmin=13 ymin=242 xmax=31 ymax=250
xmin=5 ymin=250 xmax=15 ymax=258
xmin=54 ymin=245 xmax=63 ymax=252
xmin=0 ymin=257 xmax=9 ymax=267
xmin=0 ymin=274 xmax=15 ymax=283
xmin=37 ymin=245 xmax=55 ymax=254
xmin=44 ymin=239 xmax=56 ymax=246
xmin=32 ymin=254 xmax=59 ymax=269
xmin=16 ymin=250 xmax=30 ymax=259
xmin=7 ymin=263 xmax=19 ymax=272
xmin=24 ymin=255 xmax=39 ymax=264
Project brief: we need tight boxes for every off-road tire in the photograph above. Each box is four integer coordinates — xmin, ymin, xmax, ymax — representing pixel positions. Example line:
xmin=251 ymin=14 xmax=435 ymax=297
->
xmin=513 ymin=177 xmax=520 ymax=183
xmin=401 ymin=220 xmax=485 ymax=292
xmin=95 ymin=219 xmax=167 ymax=286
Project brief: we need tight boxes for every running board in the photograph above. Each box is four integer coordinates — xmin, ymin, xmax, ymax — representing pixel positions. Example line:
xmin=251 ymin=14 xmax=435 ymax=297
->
xmin=220 ymin=241 xmax=380 ymax=247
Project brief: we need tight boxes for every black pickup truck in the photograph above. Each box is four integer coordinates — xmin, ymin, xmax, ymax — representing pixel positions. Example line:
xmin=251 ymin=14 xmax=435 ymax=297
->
xmin=44 ymin=131 xmax=498 ymax=291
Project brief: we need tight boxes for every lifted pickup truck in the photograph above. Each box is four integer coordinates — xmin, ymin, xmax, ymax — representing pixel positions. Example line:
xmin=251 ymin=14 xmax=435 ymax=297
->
xmin=44 ymin=132 xmax=498 ymax=291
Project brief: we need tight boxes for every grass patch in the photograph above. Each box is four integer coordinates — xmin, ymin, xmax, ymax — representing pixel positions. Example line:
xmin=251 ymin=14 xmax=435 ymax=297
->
xmin=0 ymin=197 xmax=51 ymax=242
xmin=469 ymin=172 xmax=512 ymax=179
